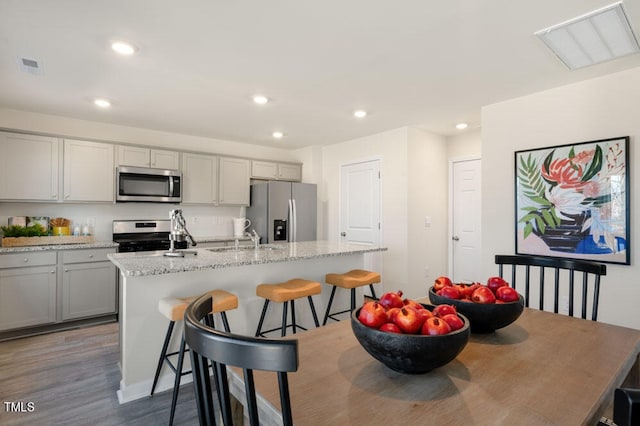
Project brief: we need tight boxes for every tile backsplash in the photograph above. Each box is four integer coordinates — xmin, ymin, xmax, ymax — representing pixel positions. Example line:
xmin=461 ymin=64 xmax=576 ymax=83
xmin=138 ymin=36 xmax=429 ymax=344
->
xmin=0 ymin=203 xmax=244 ymax=241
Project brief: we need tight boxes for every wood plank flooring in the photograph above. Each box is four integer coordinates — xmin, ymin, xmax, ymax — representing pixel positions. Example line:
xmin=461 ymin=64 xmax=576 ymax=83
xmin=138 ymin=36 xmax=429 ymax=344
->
xmin=0 ymin=323 xmax=200 ymax=426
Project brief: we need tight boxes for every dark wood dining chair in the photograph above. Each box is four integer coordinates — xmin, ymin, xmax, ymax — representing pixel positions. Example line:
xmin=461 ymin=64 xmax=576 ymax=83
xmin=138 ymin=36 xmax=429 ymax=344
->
xmin=184 ymin=293 xmax=299 ymax=426
xmin=495 ymin=254 xmax=606 ymax=321
xmin=613 ymin=387 xmax=640 ymax=426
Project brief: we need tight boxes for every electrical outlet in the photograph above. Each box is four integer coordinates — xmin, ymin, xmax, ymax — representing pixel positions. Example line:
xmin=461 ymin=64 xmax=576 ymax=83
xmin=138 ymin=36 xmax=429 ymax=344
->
xmin=424 ymin=267 xmax=430 ymax=278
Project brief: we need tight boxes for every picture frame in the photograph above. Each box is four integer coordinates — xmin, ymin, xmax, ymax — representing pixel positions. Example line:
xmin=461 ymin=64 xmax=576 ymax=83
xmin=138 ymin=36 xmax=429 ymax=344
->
xmin=515 ymin=136 xmax=630 ymax=265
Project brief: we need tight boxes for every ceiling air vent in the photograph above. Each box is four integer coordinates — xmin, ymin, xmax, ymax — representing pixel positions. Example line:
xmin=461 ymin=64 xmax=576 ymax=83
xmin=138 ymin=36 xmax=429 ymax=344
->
xmin=535 ymin=1 xmax=640 ymax=70
xmin=19 ymin=57 xmax=44 ymax=75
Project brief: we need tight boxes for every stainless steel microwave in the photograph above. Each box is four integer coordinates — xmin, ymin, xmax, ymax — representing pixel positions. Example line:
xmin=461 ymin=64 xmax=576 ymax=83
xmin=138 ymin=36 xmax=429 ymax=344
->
xmin=116 ymin=166 xmax=182 ymax=203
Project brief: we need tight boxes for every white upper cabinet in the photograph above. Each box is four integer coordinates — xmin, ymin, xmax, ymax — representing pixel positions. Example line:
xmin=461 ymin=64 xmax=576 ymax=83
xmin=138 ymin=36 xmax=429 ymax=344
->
xmin=63 ymin=139 xmax=114 ymax=202
xmin=277 ymin=163 xmax=302 ymax=181
xmin=182 ymin=152 xmax=218 ymax=204
xmin=251 ymin=160 xmax=301 ymax=181
xmin=117 ymin=145 xmax=180 ymax=170
xmin=150 ymin=149 xmax=180 ymax=170
xmin=219 ymin=157 xmax=250 ymax=206
xmin=0 ymin=131 xmax=60 ymax=201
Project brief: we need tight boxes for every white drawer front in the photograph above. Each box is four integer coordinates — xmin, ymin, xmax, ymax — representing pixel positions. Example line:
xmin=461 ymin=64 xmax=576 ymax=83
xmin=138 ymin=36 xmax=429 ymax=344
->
xmin=63 ymin=248 xmax=115 ymax=264
xmin=0 ymin=251 xmax=57 ymax=269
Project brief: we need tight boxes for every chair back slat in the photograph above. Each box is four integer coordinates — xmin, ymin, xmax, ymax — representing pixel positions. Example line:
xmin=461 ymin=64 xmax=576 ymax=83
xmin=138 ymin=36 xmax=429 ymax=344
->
xmin=185 ymin=294 xmax=299 ymax=426
xmin=495 ymin=255 xmax=606 ymax=321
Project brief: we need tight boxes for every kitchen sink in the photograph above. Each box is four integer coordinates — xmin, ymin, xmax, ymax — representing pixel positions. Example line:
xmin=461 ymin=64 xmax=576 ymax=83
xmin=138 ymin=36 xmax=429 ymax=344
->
xmin=206 ymin=244 xmax=282 ymax=253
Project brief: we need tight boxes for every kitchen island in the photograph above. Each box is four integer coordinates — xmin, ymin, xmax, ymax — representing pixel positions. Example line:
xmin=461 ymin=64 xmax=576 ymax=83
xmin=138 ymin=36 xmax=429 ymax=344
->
xmin=108 ymin=240 xmax=386 ymax=403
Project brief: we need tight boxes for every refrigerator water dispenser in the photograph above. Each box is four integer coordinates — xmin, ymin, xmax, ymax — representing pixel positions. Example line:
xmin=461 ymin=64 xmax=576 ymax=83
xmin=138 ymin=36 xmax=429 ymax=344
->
xmin=274 ymin=219 xmax=287 ymax=241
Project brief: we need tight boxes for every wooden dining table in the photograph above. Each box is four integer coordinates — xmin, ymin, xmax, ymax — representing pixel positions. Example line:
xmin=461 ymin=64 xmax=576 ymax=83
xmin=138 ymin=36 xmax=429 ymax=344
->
xmin=227 ymin=307 xmax=640 ymax=425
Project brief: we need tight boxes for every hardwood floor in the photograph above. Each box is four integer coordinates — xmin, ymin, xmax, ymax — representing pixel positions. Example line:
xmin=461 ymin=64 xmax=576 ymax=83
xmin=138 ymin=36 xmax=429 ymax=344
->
xmin=0 ymin=323 xmax=200 ymax=426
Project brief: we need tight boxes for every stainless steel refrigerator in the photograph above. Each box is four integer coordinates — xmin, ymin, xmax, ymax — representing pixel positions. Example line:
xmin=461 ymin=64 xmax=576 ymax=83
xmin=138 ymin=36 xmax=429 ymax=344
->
xmin=246 ymin=181 xmax=317 ymax=243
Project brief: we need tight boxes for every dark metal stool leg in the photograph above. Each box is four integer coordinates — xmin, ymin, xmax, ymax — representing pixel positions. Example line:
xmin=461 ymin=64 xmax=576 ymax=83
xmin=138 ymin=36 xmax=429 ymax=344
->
xmin=322 ymin=286 xmax=338 ymax=325
xmin=307 ymin=296 xmax=320 ymax=328
xmin=169 ymin=337 xmax=187 ymax=426
xmin=220 ymin=311 xmax=231 ymax=332
xmin=255 ymin=299 xmax=270 ymax=337
xmin=151 ymin=321 xmax=175 ymax=396
xmin=369 ymin=284 xmax=377 ymax=299
xmin=281 ymin=301 xmax=289 ymax=337
xmin=350 ymin=288 xmax=356 ymax=311
xmin=291 ymin=300 xmax=297 ymax=334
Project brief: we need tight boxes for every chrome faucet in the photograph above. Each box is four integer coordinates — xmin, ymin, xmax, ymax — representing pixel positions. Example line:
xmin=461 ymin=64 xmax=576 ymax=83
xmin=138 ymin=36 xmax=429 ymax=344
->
xmin=164 ymin=209 xmax=198 ymax=257
xmin=248 ymin=229 xmax=261 ymax=249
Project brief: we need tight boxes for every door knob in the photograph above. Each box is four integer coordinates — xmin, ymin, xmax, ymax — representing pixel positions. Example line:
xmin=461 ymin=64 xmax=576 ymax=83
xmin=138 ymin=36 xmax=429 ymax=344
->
xmin=340 ymin=232 xmax=346 ymax=237
xmin=452 ymin=236 xmax=460 ymax=241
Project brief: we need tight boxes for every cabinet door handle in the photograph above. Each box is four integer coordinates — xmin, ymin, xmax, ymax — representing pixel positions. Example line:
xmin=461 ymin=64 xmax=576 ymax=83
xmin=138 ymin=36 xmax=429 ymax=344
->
xmin=64 ymin=269 xmax=69 ymax=272
xmin=51 ymin=270 xmax=55 ymax=274
xmin=23 ymin=258 xmax=29 ymax=262
xmin=88 ymin=254 xmax=94 ymax=258
xmin=52 ymin=194 xmax=57 ymax=198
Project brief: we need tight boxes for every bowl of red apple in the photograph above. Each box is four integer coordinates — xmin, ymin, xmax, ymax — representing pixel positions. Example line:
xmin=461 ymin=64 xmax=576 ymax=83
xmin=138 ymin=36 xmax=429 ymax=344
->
xmin=351 ymin=291 xmax=470 ymax=374
xmin=428 ymin=276 xmax=524 ymax=333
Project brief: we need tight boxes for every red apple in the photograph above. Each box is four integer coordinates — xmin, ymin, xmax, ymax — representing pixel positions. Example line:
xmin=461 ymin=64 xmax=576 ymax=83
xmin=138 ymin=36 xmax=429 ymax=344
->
xmin=422 ymin=317 xmax=452 ymax=336
xmin=459 ymin=283 xmax=480 ymax=299
xmin=496 ymin=286 xmax=520 ymax=303
xmin=393 ymin=307 xmax=425 ymax=334
xmin=417 ymin=308 xmax=434 ymax=323
xmin=437 ymin=285 xmax=461 ymax=300
xmin=379 ymin=322 xmax=403 ymax=334
xmin=432 ymin=304 xmax=457 ymax=318
xmin=386 ymin=307 xmax=401 ymax=322
xmin=487 ymin=276 xmax=509 ymax=295
xmin=379 ymin=290 xmax=404 ymax=310
xmin=358 ymin=302 xmax=387 ymax=328
xmin=441 ymin=313 xmax=465 ymax=331
xmin=402 ymin=299 xmax=425 ymax=311
xmin=471 ymin=286 xmax=496 ymax=304
xmin=433 ymin=276 xmax=453 ymax=291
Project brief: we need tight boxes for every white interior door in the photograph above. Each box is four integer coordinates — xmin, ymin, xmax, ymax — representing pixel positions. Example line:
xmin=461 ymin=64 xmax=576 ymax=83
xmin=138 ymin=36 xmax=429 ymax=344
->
xmin=450 ymin=158 xmax=482 ymax=282
xmin=340 ymin=159 xmax=382 ymax=275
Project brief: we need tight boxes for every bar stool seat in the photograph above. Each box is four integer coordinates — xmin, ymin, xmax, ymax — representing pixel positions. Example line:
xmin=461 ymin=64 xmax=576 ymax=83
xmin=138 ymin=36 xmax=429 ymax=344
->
xmin=323 ymin=269 xmax=380 ymax=325
xmin=255 ymin=278 xmax=321 ymax=337
xmin=151 ymin=289 xmax=238 ymax=426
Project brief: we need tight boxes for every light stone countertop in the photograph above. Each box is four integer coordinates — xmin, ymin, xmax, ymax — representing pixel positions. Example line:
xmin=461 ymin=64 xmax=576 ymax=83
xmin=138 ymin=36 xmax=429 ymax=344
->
xmin=108 ymin=240 xmax=387 ymax=277
xmin=0 ymin=241 xmax=119 ymax=253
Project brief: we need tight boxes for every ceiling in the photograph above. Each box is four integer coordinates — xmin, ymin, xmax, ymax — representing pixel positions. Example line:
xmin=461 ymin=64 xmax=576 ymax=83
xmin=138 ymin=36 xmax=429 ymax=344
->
xmin=2 ymin=0 xmax=640 ymax=149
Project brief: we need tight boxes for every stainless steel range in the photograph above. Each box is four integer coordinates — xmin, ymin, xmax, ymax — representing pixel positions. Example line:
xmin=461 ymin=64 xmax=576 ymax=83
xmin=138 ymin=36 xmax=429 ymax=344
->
xmin=112 ymin=219 xmax=188 ymax=252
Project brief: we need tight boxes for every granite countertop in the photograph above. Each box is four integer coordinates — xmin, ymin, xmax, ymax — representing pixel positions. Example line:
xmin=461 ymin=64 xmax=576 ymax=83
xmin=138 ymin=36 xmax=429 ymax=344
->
xmin=109 ymin=240 xmax=387 ymax=277
xmin=0 ymin=241 xmax=119 ymax=254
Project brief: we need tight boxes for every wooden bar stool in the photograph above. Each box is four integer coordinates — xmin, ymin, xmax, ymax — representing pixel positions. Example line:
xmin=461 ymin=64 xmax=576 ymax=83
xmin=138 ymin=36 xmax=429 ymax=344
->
xmin=322 ymin=269 xmax=380 ymax=325
xmin=150 ymin=289 xmax=238 ymax=426
xmin=255 ymin=278 xmax=321 ymax=337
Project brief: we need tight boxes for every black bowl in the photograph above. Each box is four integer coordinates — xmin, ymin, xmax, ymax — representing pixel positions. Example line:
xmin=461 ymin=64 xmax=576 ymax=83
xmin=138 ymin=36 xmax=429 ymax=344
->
xmin=428 ymin=286 xmax=524 ymax=333
xmin=350 ymin=304 xmax=470 ymax=374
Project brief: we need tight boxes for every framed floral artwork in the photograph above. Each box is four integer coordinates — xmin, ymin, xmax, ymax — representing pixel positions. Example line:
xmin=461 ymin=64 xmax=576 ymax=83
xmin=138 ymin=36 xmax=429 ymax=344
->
xmin=515 ymin=136 xmax=629 ymax=264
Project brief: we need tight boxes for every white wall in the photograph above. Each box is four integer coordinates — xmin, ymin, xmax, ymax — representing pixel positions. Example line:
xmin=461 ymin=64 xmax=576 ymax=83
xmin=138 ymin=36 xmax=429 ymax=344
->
xmin=447 ymin=128 xmax=481 ymax=159
xmin=0 ymin=108 xmax=296 ymax=160
xmin=408 ymin=128 xmax=449 ymax=297
xmin=482 ymin=66 xmax=640 ymax=329
xmin=321 ymin=127 xmax=410 ymax=294
xmin=320 ymin=126 xmax=450 ymax=300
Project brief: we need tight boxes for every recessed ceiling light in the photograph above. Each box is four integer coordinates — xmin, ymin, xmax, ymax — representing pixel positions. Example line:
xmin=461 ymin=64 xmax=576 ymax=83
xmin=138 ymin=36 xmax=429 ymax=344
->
xmin=253 ymin=95 xmax=269 ymax=105
xmin=111 ymin=41 xmax=137 ymax=56
xmin=455 ymin=122 xmax=468 ymax=130
xmin=94 ymin=98 xmax=111 ymax=108
xmin=354 ymin=110 xmax=367 ymax=118
xmin=272 ymin=131 xmax=284 ymax=139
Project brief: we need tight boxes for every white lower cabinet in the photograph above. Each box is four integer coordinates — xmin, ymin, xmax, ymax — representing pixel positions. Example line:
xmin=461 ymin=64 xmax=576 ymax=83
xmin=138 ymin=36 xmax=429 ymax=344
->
xmin=0 ymin=248 xmax=117 ymax=336
xmin=61 ymin=248 xmax=117 ymax=320
xmin=0 ymin=253 xmax=57 ymax=331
